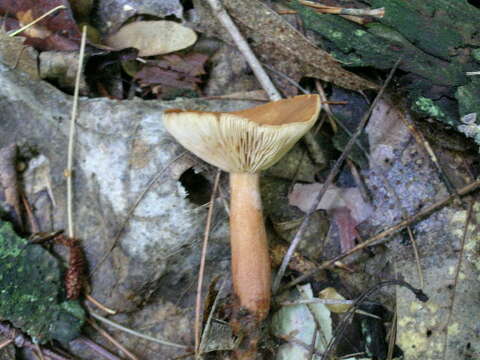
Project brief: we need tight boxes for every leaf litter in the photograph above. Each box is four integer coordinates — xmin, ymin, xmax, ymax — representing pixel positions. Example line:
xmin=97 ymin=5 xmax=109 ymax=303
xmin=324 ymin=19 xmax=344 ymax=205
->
xmin=0 ymin=0 xmax=479 ymax=359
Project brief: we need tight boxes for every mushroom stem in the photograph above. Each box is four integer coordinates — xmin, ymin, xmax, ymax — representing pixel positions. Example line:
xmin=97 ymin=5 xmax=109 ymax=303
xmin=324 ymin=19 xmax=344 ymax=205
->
xmin=230 ymin=172 xmax=271 ymax=320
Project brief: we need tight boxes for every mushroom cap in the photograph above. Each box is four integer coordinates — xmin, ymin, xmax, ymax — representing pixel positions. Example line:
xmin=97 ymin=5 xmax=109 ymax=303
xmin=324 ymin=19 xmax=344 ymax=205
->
xmin=163 ymin=94 xmax=321 ymax=173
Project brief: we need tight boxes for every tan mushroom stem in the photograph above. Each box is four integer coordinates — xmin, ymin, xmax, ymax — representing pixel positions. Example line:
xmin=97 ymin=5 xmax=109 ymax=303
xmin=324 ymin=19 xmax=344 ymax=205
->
xmin=230 ymin=172 xmax=270 ymax=320
xmin=163 ymin=94 xmax=321 ymax=321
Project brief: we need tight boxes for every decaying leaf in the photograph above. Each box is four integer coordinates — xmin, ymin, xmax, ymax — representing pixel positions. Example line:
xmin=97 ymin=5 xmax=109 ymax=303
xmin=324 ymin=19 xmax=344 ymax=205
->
xmin=331 ymin=206 xmax=360 ymax=252
xmin=0 ymin=0 xmax=81 ymax=51
xmin=194 ymin=0 xmax=377 ymax=91
xmin=135 ymin=53 xmax=208 ymax=97
xmin=106 ymin=21 xmax=197 ymax=57
xmin=0 ymin=30 xmax=39 ymax=78
xmin=318 ymin=287 xmax=351 ymax=313
xmin=289 ymin=183 xmax=372 ymax=223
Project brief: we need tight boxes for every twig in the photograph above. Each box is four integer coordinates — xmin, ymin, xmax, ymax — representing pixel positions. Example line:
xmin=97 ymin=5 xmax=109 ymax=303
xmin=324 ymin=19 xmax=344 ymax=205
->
xmin=272 ymin=58 xmax=402 ymax=293
xmin=90 ymin=152 xmax=187 ymax=276
xmin=298 ymin=0 xmax=385 ymax=17
xmin=441 ymin=199 xmax=474 ymax=360
xmin=85 ymin=294 xmax=117 ymax=315
xmin=0 ymin=322 xmax=71 ymax=360
xmin=205 ymin=0 xmax=282 ymax=101
xmin=279 ymin=178 xmax=480 ymax=291
xmin=279 ymin=298 xmax=354 ymax=306
xmin=8 ymin=5 xmax=67 ymax=37
xmin=406 ymin=226 xmax=424 ymax=289
xmin=89 ymin=312 xmax=188 ymax=349
xmin=85 ymin=295 xmax=116 ymax=314
xmin=321 ymin=280 xmax=427 ymax=359
xmin=35 ymin=343 xmax=46 ymax=360
xmin=0 ymin=338 xmax=13 ymax=350
xmin=195 ymin=170 xmax=221 ymax=355
xmin=87 ymin=318 xmax=139 ymax=360
xmin=66 ymin=26 xmax=87 ymax=239
xmin=198 ymin=278 xmax=227 ymax=354
xmin=72 ymin=336 xmax=121 ymax=360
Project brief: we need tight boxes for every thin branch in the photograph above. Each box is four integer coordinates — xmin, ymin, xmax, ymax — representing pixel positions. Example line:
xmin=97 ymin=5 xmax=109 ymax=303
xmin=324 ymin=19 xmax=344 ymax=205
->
xmin=279 ymin=178 xmax=480 ymax=291
xmin=66 ymin=26 xmax=87 ymax=239
xmin=0 ymin=322 xmax=71 ymax=360
xmin=85 ymin=294 xmax=117 ymax=315
xmin=8 ymin=5 xmax=67 ymax=37
xmin=87 ymin=318 xmax=139 ymax=360
xmin=205 ymin=0 xmax=282 ymax=101
xmin=195 ymin=170 xmax=221 ymax=355
xmin=72 ymin=336 xmax=121 ymax=360
xmin=89 ymin=312 xmax=188 ymax=349
xmin=279 ymin=298 xmax=354 ymax=307
xmin=272 ymin=58 xmax=403 ymax=293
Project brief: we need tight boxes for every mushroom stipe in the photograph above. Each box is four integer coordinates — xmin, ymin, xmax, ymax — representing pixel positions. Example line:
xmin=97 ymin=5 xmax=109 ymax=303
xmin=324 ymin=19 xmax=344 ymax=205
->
xmin=164 ymin=94 xmax=321 ymax=320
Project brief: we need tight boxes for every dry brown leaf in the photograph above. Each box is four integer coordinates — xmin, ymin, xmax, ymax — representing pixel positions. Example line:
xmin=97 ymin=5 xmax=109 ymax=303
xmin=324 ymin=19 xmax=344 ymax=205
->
xmin=194 ymin=0 xmax=378 ymax=91
xmin=106 ymin=20 xmax=197 ymax=57
xmin=0 ymin=30 xmax=39 ymax=78
xmin=0 ymin=0 xmax=81 ymax=51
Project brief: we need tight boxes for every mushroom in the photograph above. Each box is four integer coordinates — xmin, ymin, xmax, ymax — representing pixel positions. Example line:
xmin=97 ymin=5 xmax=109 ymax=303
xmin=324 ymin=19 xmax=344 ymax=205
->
xmin=163 ymin=94 xmax=321 ymax=320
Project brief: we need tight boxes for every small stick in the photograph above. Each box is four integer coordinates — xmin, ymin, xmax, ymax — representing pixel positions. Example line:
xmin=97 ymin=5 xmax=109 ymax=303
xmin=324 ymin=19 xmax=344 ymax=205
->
xmin=72 ymin=336 xmax=121 ymax=360
xmin=279 ymin=298 xmax=354 ymax=306
xmin=0 ymin=338 xmax=13 ymax=350
xmin=194 ymin=170 xmax=221 ymax=354
xmin=35 ymin=343 xmax=46 ymax=360
xmin=85 ymin=294 xmax=117 ymax=315
xmin=89 ymin=312 xmax=188 ymax=349
xmin=0 ymin=322 xmax=71 ymax=360
xmin=298 ymin=0 xmax=385 ymax=17
xmin=87 ymin=318 xmax=139 ymax=360
xmin=272 ymin=58 xmax=402 ymax=293
xmin=66 ymin=26 xmax=87 ymax=239
xmin=8 ymin=5 xmax=67 ymax=37
xmin=205 ymin=0 xmax=282 ymax=101
xmin=280 ymin=178 xmax=480 ymax=291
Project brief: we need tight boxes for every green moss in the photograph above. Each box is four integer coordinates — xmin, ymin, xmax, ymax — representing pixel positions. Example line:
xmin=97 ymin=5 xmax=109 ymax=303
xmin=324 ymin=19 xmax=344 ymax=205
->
xmin=0 ymin=221 xmax=84 ymax=343
xmin=472 ymin=49 xmax=480 ymax=63
xmin=289 ymin=0 xmax=466 ymax=86
xmin=413 ymin=97 xmax=446 ymax=119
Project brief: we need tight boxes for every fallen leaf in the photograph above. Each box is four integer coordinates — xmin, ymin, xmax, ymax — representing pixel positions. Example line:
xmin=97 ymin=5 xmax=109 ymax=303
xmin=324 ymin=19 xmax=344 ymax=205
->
xmin=0 ymin=29 xmax=39 ymax=78
xmin=288 ymin=183 xmax=372 ymax=223
xmin=135 ymin=53 xmax=208 ymax=96
xmin=106 ymin=20 xmax=197 ymax=57
xmin=331 ymin=207 xmax=360 ymax=252
xmin=0 ymin=0 xmax=81 ymax=51
xmin=318 ymin=287 xmax=352 ymax=313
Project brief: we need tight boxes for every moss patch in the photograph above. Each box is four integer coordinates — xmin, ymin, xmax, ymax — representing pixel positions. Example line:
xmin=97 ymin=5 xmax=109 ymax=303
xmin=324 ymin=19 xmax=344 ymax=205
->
xmin=0 ymin=222 xmax=84 ymax=343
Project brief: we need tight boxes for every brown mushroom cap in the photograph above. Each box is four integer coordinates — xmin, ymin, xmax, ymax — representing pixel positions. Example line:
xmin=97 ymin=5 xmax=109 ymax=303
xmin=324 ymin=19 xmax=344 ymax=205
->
xmin=163 ymin=94 xmax=321 ymax=173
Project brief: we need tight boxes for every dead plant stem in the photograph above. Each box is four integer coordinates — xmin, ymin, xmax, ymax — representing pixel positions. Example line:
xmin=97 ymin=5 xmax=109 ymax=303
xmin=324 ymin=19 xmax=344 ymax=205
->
xmin=66 ymin=26 xmax=87 ymax=239
xmin=205 ymin=0 xmax=282 ymax=101
xmin=89 ymin=312 xmax=188 ymax=349
xmin=194 ymin=170 xmax=221 ymax=356
xmin=87 ymin=318 xmax=139 ymax=360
